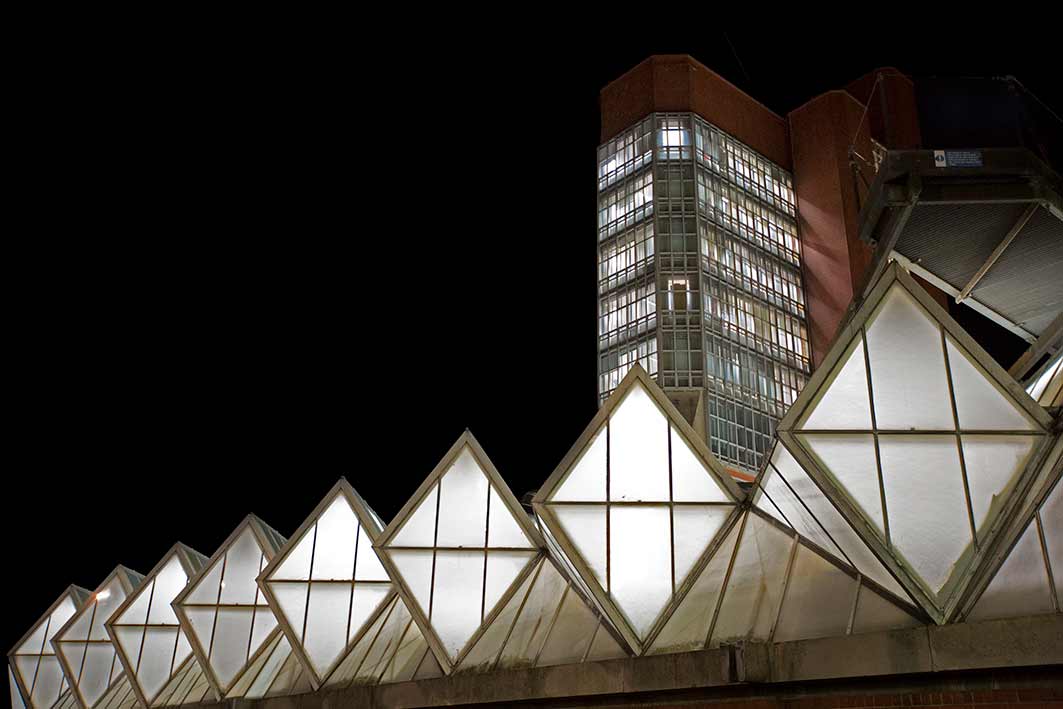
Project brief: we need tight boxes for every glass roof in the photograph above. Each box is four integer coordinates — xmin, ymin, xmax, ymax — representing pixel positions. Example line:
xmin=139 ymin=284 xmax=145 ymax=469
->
xmin=9 ymin=587 xmax=87 ymax=709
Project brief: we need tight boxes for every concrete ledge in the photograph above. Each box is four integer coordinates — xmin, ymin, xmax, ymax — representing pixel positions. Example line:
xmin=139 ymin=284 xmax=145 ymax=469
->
xmin=233 ymin=614 xmax=1063 ymax=709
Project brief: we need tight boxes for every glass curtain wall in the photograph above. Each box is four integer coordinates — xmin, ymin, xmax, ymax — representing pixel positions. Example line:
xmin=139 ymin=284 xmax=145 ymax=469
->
xmin=597 ymin=113 xmax=810 ymax=473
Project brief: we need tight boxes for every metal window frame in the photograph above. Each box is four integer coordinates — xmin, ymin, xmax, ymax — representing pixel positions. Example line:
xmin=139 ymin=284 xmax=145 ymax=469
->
xmin=8 ymin=586 xmax=91 ymax=709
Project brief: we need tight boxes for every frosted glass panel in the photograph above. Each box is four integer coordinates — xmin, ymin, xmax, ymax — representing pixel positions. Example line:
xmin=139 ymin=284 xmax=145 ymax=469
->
xmin=437 ymin=448 xmax=489 ymax=547
xmin=851 ymin=584 xmax=922 ymax=635
xmin=609 ymin=385 xmax=670 ymax=501
xmin=219 ymin=529 xmax=264 ymax=603
xmin=117 ymin=583 xmax=151 ymax=626
xmin=10 ymin=667 xmax=26 ymax=709
xmin=112 ymin=626 xmax=144 ymax=681
xmin=802 ymin=338 xmax=872 ymax=430
xmin=184 ymin=561 xmax=223 ymax=605
xmin=968 ymin=520 xmax=1053 ymax=621
xmin=27 ymin=658 xmax=64 ymax=709
xmin=304 ymin=584 xmax=351 ymax=674
xmin=484 ymin=551 xmax=536 ymax=618
xmin=90 ymin=581 xmax=126 ymax=640
xmin=173 ymin=627 xmax=193 ymax=668
xmin=535 ymin=591 xmax=597 ymax=667
xmin=184 ymin=607 xmax=217 ymax=660
xmin=249 ymin=610 xmax=277 ymax=658
xmin=946 ymin=337 xmax=1035 ymax=431
xmin=388 ymin=550 xmax=434 ymax=619
xmin=800 ymin=433 xmax=884 ymax=534
xmin=353 ymin=527 xmax=389 ymax=582
xmin=670 ymin=427 xmax=729 ymax=502
xmin=553 ymin=506 xmax=607 ymax=587
xmin=1042 ymin=479 xmax=1062 ymax=607
xmin=211 ymin=609 xmax=254 ymax=687
xmin=271 ymin=530 xmax=314 ymax=581
xmin=459 ymin=561 xmax=533 ymax=672
xmin=487 ymin=486 xmax=532 ymax=548
xmin=147 ymin=557 xmax=187 ymax=624
xmin=498 ymin=562 xmax=566 ymax=669
xmin=77 ymin=644 xmax=115 ymax=706
xmin=267 ymin=583 xmax=308 ymax=640
xmin=349 ymin=585 xmax=390 ymax=642
xmin=609 ymin=506 xmax=672 ymax=638
xmin=17 ymin=618 xmax=49 ymax=655
xmin=311 ymin=497 xmax=359 ymax=580
xmin=553 ymin=428 xmax=606 ymax=502
xmin=880 ymin=435 xmax=971 ymax=591
xmin=711 ymin=515 xmax=792 ymax=644
xmin=649 ymin=521 xmax=739 ymax=654
xmin=865 ymin=286 xmax=953 ymax=429
xmin=774 ymin=441 xmax=906 ymax=598
xmin=431 ymin=551 xmax=486 ymax=659
xmin=138 ymin=627 xmax=178 ymax=700
xmin=390 ymin=485 xmax=438 ymax=547
xmin=672 ymin=506 xmax=730 ymax=586
xmin=962 ymin=435 xmax=1036 ymax=534
xmin=759 ymin=452 xmax=843 ymax=560
xmin=773 ymin=545 xmax=856 ymax=642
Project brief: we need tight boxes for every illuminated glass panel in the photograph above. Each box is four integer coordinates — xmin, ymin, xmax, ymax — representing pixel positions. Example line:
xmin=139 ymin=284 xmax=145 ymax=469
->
xmin=258 ymin=481 xmax=392 ymax=688
xmin=105 ymin=545 xmax=208 ymax=708
xmin=53 ymin=568 xmax=142 ymax=709
xmin=378 ymin=435 xmax=540 ymax=668
xmin=9 ymin=588 xmax=87 ymax=709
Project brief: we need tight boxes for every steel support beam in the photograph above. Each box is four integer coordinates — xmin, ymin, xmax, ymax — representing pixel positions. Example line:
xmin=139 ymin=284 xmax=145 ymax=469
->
xmin=957 ymin=203 xmax=1039 ymax=303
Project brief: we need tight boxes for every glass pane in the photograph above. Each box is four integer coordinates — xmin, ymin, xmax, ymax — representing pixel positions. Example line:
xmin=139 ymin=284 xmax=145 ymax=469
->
xmin=648 ymin=521 xmax=740 ymax=654
xmin=773 ymin=545 xmax=857 ymax=642
xmin=801 ymin=337 xmax=872 ymax=430
xmin=610 ymin=506 xmax=672 ymax=638
xmin=865 ymin=286 xmax=953 ymax=429
xmin=946 ymin=336 xmax=1035 ymax=431
xmin=968 ymin=520 xmax=1054 ymax=621
xmin=387 ymin=550 xmax=434 ymax=620
xmin=430 ymin=551 xmax=486 ymax=660
xmin=553 ymin=428 xmax=607 ymax=502
xmin=116 ymin=581 xmax=152 ymax=626
xmin=552 ymin=506 xmax=607 ymax=587
xmin=147 ymin=556 xmax=188 ymax=625
xmin=800 ymin=433 xmax=884 ymax=534
xmin=609 ymin=384 xmax=670 ymax=501
xmin=458 ymin=562 xmax=530 ymax=672
xmin=497 ymin=562 xmax=566 ymax=669
xmin=211 ymin=609 xmax=254 ymax=687
xmin=271 ymin=528 xmax=314 ymax=581
xmin=585 ymin=623 xmax=626 ymax=661
xmin=879 ymin=435 xmax=971 ymax=591
xmin=850 ymin=583 xmax=922 ymax=635
xmin=437 ymin=447 xmax=489 ymax=547
xmin=390 ymin=485 xmax=438 ymax=547
xmin=670 ymin=427 xmax=730 ymax=502
xmin=77 ymin=644 xmax=115 ymax=706
xmin=304 ymin=584 xmax=351 ymax=674
xmin=249 ymin=609 xmax=277 ymax=659
xmin=487 ymin=486 xmax=532 ymax=548
xmin=111 ymin=626 xmax=144 ymax=683
xmin=535 ymin=591 xmax=598 ymax=667
xmin=962 ymin=435 xmax=1037 ymax=535
xmin=219 ymin=531 xmax=265 ymax=605
xmin=673 ymin=506 xmax=731 ymax=587
xmin=381 ymin=620 xmax=427 ymax=684
xmin=772 ymin=442 xmax=907 ymax=599
xmin=138 ymin=628 xmax=179 ymax=701
xmin=354 ymin=526 xmax=389 ymax=581
xmin=349 ymin=585 xmax=390 ymax=643
xmin=184 ymin=607 xmax=217 ymax=663
xmin=758 ymin=446 xmax=844 ymax=559
xmin=311 ymin=497 xmax=359 ymax=581
xmin=10 ymin=667 xmax=27 ymax=709
xmin=266 ymin=582 xmax=308 ymax=643
xmin=184 ymin=561 xmax=223 ymax=606
xmin=484 ymin=551 xmax=537 ymax=619
xmin=28 ymin=657 xmax=65 ymax=709
xmin=711 ymin=514 xmax=792 ymax=644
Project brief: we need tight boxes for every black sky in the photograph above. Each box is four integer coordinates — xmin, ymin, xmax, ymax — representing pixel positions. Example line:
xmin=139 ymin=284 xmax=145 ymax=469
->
xmin=6 ymin=21 xmax=1060 ymax=653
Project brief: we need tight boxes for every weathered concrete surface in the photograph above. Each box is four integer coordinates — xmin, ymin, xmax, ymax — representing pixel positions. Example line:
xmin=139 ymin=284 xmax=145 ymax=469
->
xmin=228 ymin=614 xmax=1063 ymax=709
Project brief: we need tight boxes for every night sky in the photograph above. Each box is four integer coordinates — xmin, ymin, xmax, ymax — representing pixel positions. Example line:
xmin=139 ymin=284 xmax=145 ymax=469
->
xmin=7 ymin=24 xmax=1060 ymax=655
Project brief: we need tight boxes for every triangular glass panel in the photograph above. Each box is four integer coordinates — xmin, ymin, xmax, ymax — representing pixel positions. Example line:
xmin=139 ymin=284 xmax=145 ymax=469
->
xmin=105 ymin=545 xmax=208 ymax=707
xmin=799 ymin=337 xmax=872 ymax=430
xmin=174 ymin=517 xmax=286 ymax=697
xmin=534 ymin=367 xmax=740 ymax=653
xmin=967 ymin=518 xmax=1055 ymax=622
xmin=378 ymin=433 xmax=540 ymax=671
xmin=53 ymin=568 xmax=142 ymax=709
xmin=257 ymin=480 xmax=394 ymax=689
xmin=9 ymin=587 xmax=87 ymax=709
